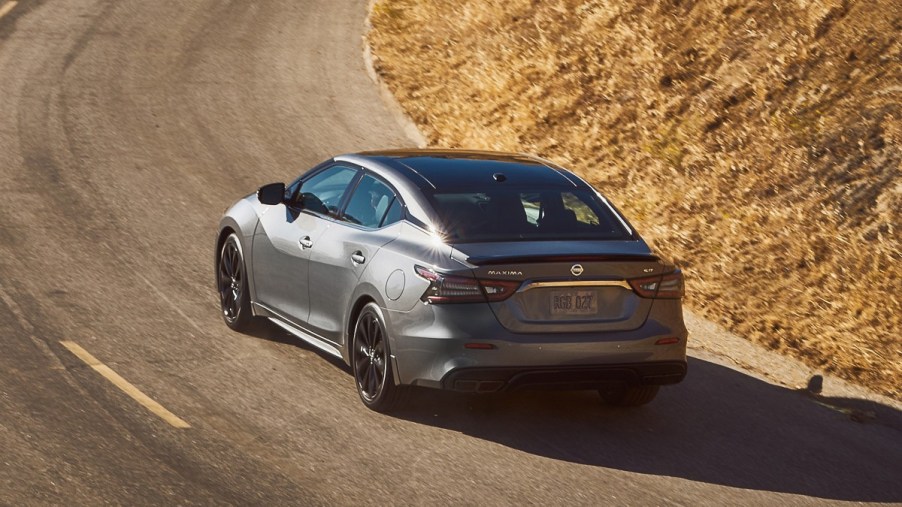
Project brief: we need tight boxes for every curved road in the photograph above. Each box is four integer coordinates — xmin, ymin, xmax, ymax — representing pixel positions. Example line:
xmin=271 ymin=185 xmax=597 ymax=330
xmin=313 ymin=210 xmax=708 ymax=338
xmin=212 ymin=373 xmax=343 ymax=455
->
xmin=0 ymin=1 xmax=899 ymax=504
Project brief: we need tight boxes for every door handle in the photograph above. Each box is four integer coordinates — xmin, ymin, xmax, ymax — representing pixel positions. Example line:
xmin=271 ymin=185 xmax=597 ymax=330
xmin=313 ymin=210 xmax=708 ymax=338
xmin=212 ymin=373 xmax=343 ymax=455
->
xmin=350 ymin=251 xmax=366 ymax=265
xmin=299 ymin=236 xmax=313 ymax=249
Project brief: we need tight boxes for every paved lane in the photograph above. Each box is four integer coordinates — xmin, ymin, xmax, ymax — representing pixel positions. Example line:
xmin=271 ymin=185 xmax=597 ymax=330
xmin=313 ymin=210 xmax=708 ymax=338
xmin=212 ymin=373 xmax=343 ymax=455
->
xmin=1 ymin=1 xmax=899 ymax=505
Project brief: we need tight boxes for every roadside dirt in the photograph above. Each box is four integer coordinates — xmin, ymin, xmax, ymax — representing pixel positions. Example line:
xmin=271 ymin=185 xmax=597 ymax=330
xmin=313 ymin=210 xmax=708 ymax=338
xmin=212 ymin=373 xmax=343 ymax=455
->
xmin=368 ymin=0 xmax=901 ymax=400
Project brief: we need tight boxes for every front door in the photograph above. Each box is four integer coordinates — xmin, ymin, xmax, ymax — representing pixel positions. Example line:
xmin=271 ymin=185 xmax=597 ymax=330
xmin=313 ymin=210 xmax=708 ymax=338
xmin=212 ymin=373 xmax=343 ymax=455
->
xmin=251 ymin=164 xmax=358 ymax=326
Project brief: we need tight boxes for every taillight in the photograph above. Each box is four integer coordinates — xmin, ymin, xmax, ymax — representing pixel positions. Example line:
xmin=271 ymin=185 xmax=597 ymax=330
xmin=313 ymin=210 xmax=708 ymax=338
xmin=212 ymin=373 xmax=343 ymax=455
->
xmin=414 ymin=266 xmax=520 ymax=304
xmin=657 ymin=271 xmax=685 ymax=298
xmin=483 ymin=279 xmax=522 ymax=301
xmin=628 ymin=270 xmax=684 ymax=299
xmin=629 ymin=275 xmax=660 ymax=298
xmin=414 ymin=266 xmax=482 ymax=303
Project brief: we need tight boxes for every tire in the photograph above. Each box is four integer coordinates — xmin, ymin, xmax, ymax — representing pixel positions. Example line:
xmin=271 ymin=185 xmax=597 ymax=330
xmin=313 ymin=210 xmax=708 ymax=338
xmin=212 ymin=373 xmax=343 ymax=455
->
xmin=217 ymin=233 xmax=254 ymax=331
xmin=599 ymin=384 xmax=660 ymax=407
xmin=352 ymin=303 xmax=406 ymax=412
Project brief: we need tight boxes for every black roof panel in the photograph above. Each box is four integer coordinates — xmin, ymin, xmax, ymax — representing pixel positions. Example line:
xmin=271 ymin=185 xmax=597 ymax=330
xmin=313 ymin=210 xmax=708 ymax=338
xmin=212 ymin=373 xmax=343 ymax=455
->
xmin=357 ymin=150 xmax=578 ymax=190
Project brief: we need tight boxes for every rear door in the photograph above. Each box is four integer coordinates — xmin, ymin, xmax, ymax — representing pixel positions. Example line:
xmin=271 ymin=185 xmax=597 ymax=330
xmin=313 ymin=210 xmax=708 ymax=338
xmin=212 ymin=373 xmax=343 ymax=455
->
xmin=305 ymin=174 xmax=404 ymax=344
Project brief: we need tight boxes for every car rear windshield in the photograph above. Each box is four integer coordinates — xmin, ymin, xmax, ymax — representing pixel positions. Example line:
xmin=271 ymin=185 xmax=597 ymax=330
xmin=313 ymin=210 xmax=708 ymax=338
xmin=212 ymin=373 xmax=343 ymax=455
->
xmin=427 ymin=188 xmax=633 ymax=243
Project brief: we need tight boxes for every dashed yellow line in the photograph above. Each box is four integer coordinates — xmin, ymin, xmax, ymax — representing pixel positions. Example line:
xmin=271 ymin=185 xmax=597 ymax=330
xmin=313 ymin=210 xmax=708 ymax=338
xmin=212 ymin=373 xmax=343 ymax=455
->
xmin=0 ymin=1 xmax=19 ymax=21
xmin=60 ymin=341 xmax=191 ymax=429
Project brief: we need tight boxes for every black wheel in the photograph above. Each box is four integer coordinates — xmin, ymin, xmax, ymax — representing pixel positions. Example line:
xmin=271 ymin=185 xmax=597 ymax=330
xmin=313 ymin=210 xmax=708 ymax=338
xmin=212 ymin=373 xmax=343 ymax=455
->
xmin=599 ymin=384 xmax=660 ymax=407
xmin=218 ymin=233 xmax=254 ymax=331
xmin=352 ymin=303 xmax=406 ymax=412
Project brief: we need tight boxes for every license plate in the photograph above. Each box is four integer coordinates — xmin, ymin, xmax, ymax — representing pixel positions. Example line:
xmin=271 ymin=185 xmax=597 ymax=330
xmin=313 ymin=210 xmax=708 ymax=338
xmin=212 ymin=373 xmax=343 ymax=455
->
xmin=550 ymin=290 xmax=597 ymax=316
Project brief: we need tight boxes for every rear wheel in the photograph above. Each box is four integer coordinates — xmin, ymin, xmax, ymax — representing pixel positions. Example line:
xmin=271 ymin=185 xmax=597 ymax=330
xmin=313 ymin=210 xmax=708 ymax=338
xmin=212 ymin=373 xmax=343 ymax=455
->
xmin=599 ymin=384 xmax=660 ymax=407
xmin=218 ymin=233 xmax=254 ymax=331
xmin=352 ymin=303 xmax=406 ymax=412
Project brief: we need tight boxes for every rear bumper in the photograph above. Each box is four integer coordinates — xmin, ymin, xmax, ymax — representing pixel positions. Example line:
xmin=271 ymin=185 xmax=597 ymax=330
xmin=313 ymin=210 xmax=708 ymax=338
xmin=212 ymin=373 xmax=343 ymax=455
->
xmin=441 ymin=361 xmax=687 ymax=393
xmin=385 ymin=298 xmax=688 ymax=389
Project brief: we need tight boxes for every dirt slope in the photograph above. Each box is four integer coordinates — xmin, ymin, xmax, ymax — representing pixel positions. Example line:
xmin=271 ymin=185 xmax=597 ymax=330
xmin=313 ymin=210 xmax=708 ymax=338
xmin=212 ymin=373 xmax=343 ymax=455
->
xmin=368 ymin=0 xmax=901 ymax=399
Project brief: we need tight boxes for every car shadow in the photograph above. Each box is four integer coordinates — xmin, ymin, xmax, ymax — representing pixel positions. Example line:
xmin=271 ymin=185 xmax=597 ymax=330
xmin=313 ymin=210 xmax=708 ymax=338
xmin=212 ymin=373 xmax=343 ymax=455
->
xmin=242 ymin=322 xmax=901 ymax=502
xmin=391 ymin=357 xmax=902 ymax=502
xmin=239 ymin=319 xmax=351 ymax=374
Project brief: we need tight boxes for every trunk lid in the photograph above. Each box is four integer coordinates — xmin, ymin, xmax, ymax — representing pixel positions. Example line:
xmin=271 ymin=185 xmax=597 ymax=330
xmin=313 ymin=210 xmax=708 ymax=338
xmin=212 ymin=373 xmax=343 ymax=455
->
xmin=452 ymin=241 xmax=665 ymax=333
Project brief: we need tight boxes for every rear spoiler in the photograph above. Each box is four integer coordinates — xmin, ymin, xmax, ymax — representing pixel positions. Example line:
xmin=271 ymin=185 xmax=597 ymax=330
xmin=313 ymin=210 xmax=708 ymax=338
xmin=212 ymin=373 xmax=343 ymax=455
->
xmin=465 ymin=254 xmax=661 ymax=266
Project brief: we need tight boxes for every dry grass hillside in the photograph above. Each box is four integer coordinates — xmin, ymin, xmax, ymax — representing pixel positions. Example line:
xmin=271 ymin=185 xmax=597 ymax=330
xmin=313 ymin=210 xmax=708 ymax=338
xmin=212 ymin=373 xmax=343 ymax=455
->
xmin=368 ymin=0 xmax=901 ymax=399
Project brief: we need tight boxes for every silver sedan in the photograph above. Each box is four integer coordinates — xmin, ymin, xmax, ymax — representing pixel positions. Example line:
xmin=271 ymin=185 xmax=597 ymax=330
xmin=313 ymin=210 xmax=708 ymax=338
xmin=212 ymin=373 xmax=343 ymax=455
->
xmin=216 ymin=150 xmax=687 ymax=412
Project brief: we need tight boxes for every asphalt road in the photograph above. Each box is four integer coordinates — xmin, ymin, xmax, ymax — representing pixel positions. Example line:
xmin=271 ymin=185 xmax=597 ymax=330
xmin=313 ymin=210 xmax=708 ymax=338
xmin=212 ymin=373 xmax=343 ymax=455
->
xmin=1 ymin=1 xmax=900 ymax=505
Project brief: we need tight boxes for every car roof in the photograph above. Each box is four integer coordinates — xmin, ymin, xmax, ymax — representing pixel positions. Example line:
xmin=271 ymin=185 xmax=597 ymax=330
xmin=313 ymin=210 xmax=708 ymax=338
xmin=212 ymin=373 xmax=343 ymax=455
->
xmin=352 ymin=149 xmax=581 ymax=191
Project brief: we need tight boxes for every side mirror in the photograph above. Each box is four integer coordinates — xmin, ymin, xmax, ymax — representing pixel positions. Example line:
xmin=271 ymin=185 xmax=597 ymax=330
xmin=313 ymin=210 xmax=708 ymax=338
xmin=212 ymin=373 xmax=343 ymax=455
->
xmin=257 ymin=182 xmax=286 ymax=205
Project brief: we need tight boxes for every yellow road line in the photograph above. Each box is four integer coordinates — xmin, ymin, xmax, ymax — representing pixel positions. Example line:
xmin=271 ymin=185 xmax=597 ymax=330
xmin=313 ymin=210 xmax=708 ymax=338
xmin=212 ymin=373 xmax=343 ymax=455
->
xmin=60 ymin=341 xmax=191 ymax=429
xmin=0 ymin=1 xmax=19 ymax=21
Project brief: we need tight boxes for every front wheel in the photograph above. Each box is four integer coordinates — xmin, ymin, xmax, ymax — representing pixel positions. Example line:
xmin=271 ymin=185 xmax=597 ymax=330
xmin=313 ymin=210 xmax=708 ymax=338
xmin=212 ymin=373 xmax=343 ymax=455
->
xmin=599 ymin=384 xmax=660 ymax=407
xmin=352 ymin=303 xmax=406 ymax=412
xmin=217 ymin=233 xmax=254 ymax=331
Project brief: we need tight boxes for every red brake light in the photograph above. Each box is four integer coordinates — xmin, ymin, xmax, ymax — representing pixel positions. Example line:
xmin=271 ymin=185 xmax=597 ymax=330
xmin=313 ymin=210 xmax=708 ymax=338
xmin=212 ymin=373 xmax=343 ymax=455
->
xmin=414 ymin=266 xmax=520 ymax=304
xmin=629 ymin=270 xmax=684 ymax=299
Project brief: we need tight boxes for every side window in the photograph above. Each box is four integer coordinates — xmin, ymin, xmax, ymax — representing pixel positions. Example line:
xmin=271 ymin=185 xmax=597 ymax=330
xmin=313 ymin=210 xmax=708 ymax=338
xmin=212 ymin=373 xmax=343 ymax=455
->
xmin=342 ymin=174 xmax=398 ymax=229
xmin=380 ymin=198 xmax=403 ymax=227
xmin=298 ymin=165 xmax=358 ymax=217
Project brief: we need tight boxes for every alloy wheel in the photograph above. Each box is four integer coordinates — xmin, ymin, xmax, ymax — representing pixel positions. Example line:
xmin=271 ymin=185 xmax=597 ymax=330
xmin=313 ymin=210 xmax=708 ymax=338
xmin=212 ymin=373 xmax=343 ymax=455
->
xmin=354 ymin=311 xmax=386 ymax=402
xmin=219 ymin=240 xmax=243 ymax=323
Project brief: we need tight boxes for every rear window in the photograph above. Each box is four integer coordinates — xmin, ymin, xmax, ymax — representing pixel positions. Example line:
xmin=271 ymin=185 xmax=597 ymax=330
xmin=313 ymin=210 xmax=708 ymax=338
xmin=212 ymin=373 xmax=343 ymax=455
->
xmin=427 ymin=188 xmax=632 ymax=243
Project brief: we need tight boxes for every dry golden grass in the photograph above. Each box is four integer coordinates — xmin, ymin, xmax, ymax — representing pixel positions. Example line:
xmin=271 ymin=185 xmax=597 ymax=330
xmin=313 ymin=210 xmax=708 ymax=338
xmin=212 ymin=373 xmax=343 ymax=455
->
xmin=369 ymin=0 xmax=902 ymax=399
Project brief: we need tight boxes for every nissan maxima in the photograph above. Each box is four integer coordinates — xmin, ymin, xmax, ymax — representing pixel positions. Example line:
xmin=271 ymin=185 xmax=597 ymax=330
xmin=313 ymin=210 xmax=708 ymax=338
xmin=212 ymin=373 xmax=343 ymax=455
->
xmin=216 ymin=150 xmax=687 ymax=412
